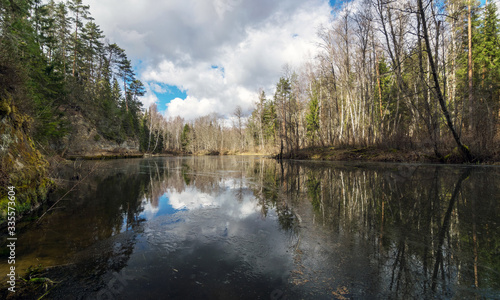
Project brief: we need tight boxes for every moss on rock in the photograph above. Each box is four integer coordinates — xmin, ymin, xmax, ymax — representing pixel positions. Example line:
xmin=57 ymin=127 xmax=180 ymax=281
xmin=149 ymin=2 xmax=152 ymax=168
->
xmin=0 ymin=97 xmax=12 ymax=116
xmin=0 ymin=104 xmax=53 ymax=224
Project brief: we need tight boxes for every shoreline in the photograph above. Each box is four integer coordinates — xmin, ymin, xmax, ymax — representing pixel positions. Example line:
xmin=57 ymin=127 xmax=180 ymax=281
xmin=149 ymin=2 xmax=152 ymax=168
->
xmin=65 ymin=153 xmax=144 ymax=160
xmin=61 ymin=147 xmax=500 ymax=165
xmin=272 ymin=146 xmax=500 ymax=165
xmin=3 ymin=147 xmax=497 ymax=227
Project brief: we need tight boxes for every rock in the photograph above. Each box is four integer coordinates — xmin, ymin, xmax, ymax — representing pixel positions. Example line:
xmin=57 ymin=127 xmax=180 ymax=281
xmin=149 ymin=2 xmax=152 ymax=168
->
xmin=0 ymin=110 xmax=52 ymax=224
xmin=60 ymin=109 xmax=141 ymax=158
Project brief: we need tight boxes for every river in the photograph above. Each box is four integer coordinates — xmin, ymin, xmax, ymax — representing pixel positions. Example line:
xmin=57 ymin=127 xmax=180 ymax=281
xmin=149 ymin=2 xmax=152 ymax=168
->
xmin=1 ymin=156 xmax=499 ymax=299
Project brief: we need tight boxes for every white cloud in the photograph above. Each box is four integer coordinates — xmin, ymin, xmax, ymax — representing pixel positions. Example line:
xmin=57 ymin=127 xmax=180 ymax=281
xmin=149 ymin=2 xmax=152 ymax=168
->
xmin=87 ymin=0 xmax=332 ymax=120
xmin=166 ymin=179 xmax=258 ymax=219
xmin=141 ymin=83 xmax=159 ymax=109
xmin=166 ymin=96 xmax=222 ymax=120
xmin=140 ymin=197 xmax=160 ymax=220
xmin=149 ymin=83 xmax=169 ymax=94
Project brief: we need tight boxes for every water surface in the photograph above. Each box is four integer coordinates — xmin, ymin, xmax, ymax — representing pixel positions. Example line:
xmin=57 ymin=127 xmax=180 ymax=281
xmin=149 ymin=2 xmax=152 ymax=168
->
xmin=1 ymin=156 xmax=499 ymax=299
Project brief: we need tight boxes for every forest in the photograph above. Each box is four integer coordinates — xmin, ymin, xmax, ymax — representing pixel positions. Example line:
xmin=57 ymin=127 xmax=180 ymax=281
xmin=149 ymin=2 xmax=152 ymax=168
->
xmin=0 ymin=0 xmax=146 ymax=147
xmin=146 ymin=0 xmax=500 ymax=162
xmin=0 ymin=1 xmax=499 ymax=296
xmin=1 ymin=0 xmax=500 ymax=162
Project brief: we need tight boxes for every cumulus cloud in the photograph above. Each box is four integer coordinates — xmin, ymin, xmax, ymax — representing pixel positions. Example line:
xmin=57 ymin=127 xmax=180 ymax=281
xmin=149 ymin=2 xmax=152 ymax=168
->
xmin=166 ymin=180 xmax=258 ymax=219
xmin=87 ymin=0 xmax=332 ymax=120
xmin=141 ymin=83 xmax=160 ymax=109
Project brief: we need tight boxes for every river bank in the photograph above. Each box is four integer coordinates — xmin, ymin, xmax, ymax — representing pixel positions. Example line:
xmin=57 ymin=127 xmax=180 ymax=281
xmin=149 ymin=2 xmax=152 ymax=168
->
xmin=276 ymin=146 xmax=500 ymax=164
xmin=2 ymin=144 xmax=498 ymax=227
xmin=287 ymin=146 xmax=437 ymax=162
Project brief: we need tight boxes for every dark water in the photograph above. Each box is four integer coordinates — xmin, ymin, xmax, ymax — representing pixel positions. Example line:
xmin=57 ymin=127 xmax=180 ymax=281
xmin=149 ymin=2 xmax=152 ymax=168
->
xmin=1 ymin=156 xmax=500 ymax=299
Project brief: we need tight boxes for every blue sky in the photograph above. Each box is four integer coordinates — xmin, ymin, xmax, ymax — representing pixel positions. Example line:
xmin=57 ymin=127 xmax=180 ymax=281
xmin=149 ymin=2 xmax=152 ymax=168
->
xmin=151 ymin=84 xmax=187 ymax=110
xmin=131 ymin=60 xmax=188 ymax=110
xmin=145 ymin=67 xmax=223 ymax=111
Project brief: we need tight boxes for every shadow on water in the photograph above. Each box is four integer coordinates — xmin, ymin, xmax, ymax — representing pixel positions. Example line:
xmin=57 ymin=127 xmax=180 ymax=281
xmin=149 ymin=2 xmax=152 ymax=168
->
xmin=0 ymin=156 xmax=499 ymax=299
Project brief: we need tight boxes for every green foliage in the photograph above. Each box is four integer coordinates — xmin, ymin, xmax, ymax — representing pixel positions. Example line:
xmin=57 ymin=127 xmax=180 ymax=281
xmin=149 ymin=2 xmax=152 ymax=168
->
xmin=1 ymin=0 xmax=145 ymax=150
xmin=455 ymin=2 xmax=482 ymax=94
xmin=306 ymin=174 xmax=321 ymax=212
xmin=262 ymin=99 xmax=277 ymax=142
xmin=181 ymin=124 xmax=191 ymax=151
xmin=0 ymin=97 xmax=12 ymax=116
xmin=476 ymin=2 xmax=500 ymax=98
xmin=154 ymin=130 xmax=164 ymax=153
xmin=139 ymin=115 xmax=150 ymax=152
xmin=451 ymin=1 xmax=500 ymax=152
xmin=306 ymin=82 xmax=320 ymax=144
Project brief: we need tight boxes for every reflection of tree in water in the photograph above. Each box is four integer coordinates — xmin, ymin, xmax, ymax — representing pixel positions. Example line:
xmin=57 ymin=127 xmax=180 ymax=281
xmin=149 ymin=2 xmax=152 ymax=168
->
xmin=15 ymin=157 xmax=500 ymax=299
xmin=28 ymin=157 xmax=250 ymax=299
xmin=45 ymin=231 xmax=139 ymax=299
xmin=276 ymin=204 xmax=298 ymax=233
xmin=153 ymin=156 xmax=264 ymax=197
xmin=181 ymin=163 xmax=192 ymax=185
xmin=244 ymin=159 xmax=301 ymax=233
xmin=246 ymin=160 xmax=500 ymax=298
xmin=19 ymin=159 xmax=152 ymax=299
xmin=306 ymin=174 xmax=321 ymax=213
xmin=138 ymin=157 xmax=500 ymax=298
xmin=31 ymin=160 xmax=150 ymax=250
xmin=149 ymin=157 xmax=301 ymax=233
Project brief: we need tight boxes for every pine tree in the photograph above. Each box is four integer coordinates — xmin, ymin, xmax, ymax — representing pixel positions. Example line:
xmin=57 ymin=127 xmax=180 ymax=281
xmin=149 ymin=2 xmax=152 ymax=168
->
xmin=68 ymin=0 xmax=92 ymax=78
xmin=117 ymin=55 xmax=135 ymax=111
xmin=181 ymin=124 xmax=191 ymax=152
xmin=306 ymin=82 xmax=320 ymax=146
xmin=53 ymin=1 xmax=71 ymax=76
xmin=477 ymin=2 xmax=500 ymax=98
xmin=275 ymin=77 xmax=292 ymax=156
xmin=81 ymin=21 xmax=104 ymax=83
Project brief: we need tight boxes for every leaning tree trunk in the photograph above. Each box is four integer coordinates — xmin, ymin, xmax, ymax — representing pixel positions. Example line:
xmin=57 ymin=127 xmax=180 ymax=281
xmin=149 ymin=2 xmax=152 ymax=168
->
xmin=417 ymin=0 xmax=474 ymax=162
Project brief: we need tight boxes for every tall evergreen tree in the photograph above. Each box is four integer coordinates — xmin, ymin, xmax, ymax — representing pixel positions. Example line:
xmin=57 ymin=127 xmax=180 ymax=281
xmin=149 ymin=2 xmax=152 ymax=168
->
xmin=306 ymin=82 xmax=320 ymax=146
xmin=68 ymin=0 xmax=92 ymax=78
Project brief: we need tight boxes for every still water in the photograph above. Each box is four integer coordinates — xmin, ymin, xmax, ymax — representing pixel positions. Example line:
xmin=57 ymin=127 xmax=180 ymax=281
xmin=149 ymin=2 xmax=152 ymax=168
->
xmin=1 ymin=156 xmax=500 ymax=299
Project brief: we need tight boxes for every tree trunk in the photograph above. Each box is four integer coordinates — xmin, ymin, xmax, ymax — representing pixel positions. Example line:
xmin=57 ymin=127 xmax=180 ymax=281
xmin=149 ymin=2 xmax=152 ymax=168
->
xmin=468 ymin=3 xmax=474 ymax=132
xmin=376 ymin=52 xmax=383 ymax=119
xmin=418 ymin=0 xmax=474 ymax=162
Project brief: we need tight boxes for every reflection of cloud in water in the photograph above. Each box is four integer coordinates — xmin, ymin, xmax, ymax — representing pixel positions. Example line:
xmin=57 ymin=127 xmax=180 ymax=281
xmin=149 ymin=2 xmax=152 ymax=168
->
xmin=141 ymin=178 xmax=258 ymax=220
xmin=168 ymin=186 xmax=257 ymax=219
xmin=135 ymin=176 xmax=292 ymax=283
xmin=135 ymin=204 xmax=292 ymax=294
xmin=168 ymin=188 xmax=216 ymax=210
xmin=139 ymin=197 xmax=160 ymax=220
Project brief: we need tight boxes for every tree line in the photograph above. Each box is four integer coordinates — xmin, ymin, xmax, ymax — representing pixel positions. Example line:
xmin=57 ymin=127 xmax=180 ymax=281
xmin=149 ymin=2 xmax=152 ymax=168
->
xmin=140 ymin=105 xmax=250 ymax=155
